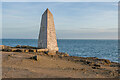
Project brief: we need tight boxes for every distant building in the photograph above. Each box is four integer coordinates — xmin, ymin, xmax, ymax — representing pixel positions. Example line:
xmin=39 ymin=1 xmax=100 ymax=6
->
xmin=38 ymin=8 xmax=59 ymax=52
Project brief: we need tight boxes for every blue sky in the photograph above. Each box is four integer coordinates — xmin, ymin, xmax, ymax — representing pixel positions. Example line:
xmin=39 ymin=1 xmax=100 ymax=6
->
xmin=2 ymin=2 xmax=118 ymax=39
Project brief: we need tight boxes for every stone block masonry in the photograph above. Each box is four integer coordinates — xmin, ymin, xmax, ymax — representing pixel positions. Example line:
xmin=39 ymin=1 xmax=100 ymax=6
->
xmin=38 ymin=8 xmax=59 ymax=52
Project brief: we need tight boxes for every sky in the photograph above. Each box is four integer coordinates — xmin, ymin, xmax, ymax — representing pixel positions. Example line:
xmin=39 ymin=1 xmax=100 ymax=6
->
xmin=1 ymin=0 xmax=120 ymax=2
xmin=2 ymin=2 xmax=118 ymax=39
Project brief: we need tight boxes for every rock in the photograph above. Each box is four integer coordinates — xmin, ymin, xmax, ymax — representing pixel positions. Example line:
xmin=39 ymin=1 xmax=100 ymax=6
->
xmin=94 ymin=64 xmax=101 ymax=67
xmin=24 ymin=49 xmax=29 ymax=52
xmin=86 ymin=57 xmax=98 ymax=60
xmin=110 ymin=64 xmax=119 ymax=67
xmin=64 ymin=53 xmax=69 ymax=57
xmin=15 ymin=49 xmax=22 ymax=52
xmin=29 ymin=49 xmax=37 ymax=52
xmin=92 ymin=66 xmax=100 ymax=69
xmin=21 ymin=45 xmax=37 ymax=49
xmin=81 ymin=68 xmax=86 ymax=71
xmin=80 ymin=59 xmax=93 ymax=65
xmin=33 ymin=55 xmax=39 ymax=61
xmin=11 ymin=48 xmax=17 ymax=52
xmin=61 ymin=54 xmax=64 ymax=57
xmin=47 ymin=52 xmax=56 ymax=56
xmin=37 ymin=49 xmax=49 ymax=52
xmin=0 ymin=45 xmax=4 ymax=50
xmin=97 ymin=59 xmax=111 ymax=65
xmin=59 ymin=53 xmax=69 ymax=57
xmin=1 ymin=45 xmax=11 ymax=51
xmin=104 ymin=60 xmax=111 ymax=64
xmin=30 ymin=55 xmax=39 ymax=61
xmin=86 ymin=61 xmax=91 ymax=64
xmin=15 ymin=45 xmax=21 ymax=48
xmin=89 ymin=62 xmax=95 ymax=66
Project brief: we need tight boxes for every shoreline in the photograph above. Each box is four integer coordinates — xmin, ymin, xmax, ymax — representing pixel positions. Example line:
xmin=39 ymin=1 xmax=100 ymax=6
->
xmin=0 ymin=45 xmax=118 ymax=63
xmin=1 ymin=45 xmax=119 ymax=78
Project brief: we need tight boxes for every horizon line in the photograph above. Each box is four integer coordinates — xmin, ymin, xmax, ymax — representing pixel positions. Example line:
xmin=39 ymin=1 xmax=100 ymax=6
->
xmin=1 ymin=38 xmax=118 ymax=40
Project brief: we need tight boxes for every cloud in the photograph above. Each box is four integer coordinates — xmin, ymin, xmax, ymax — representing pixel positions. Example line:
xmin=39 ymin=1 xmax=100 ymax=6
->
xmin=55 ymin=8 xmax=117 ymax=30
xmin=2 ymin=2 xmax=118 ymax=39
xmin=56 ymin=28 xmax=118 ymax=39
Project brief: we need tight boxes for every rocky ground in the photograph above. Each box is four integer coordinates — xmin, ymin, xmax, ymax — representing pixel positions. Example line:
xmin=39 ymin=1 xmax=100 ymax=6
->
xmin=2 ymin=52 xmax=119 ymax=78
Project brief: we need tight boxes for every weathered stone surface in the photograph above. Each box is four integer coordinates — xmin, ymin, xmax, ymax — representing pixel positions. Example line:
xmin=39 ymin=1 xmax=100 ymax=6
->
xmin=1 ymin=45 xmax=50 ymax=53
xmin=0 ymin=45 xmax=11 ymax=51
xmin=11 ymin=48 xmax=17 ymax=52
xmin=20 ymin=49 xmax=25 ymax=52
xmin=20 ymin=45 xmax=37 ymax=49
xmin=24 ymin=49 xmax=29 ymax=52
xmin=31 ymin=55 xmax=39 ymax=61
xmin=0 ymin=45 xmax=5 ymax=50
xmin=16 ymin=45 xmax=21 ymax=48
xmin=38 ymin=8 xmax=59 ymax=52
xmin=56 ymin=52 xmax=69 ymax=57
xmin=64 ymin=53 xmax=69 ymax=57
xmin=94 ymin=64 xmax=101 ymax=67
xmin=96 ymin=59 xmax=111 ymax=65
xmin=47 ymin=52 xmax=56 ymax=56
xmin=0 ymin=45 xmax=4 ymax=51
xmin=37 ymin=49 xmax=48 ymax=52
xmin=29 ymin=49 xmax=37 ymax=52
xmin=15 ymin=49 xmax=22 ymax=52
xmin=92 ymin=66 xmax=100 ymax=69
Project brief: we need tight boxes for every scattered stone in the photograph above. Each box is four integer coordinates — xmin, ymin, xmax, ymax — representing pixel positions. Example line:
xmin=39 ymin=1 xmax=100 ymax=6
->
xmin=20 ymin=45 xmax=37 ymax=49
xmin=68 ymin=59 xmax=70 ymax=61
xmin=30 ymin=55 xmax=39 ymax=61
xmin=92 ymin=67 xmax=97 ymax=69
xmin=104 ymin=60 xmax=111 ymax=64
xmin=1 ymin=45 xmax=11 ymax=51
xmin=60 ymin=53 xmax=69 ymax=57
xmin=0 ymin=45 xmax=6 ymax=50
xmin=89 ymin=62 xmax=95 ymax=66
xmin=94 ymin=64 xmax=101 ymax=67
xmin=24 ymin=49 xmax=29 ymax=52
xmin=56 ymin=52 xmax=69 ymax=57
xmin=72 ymin=68 xmax=75 ymax=70
xmin=61 ymin=54 xmax=64 ymax=57
xmin=97 ymin=59 xmax=111 ymax=65
xmin=81 ymin=68 xmax=85 ymax=71
xmin=11 ymin=49 xmax=17 ymax=52
xmin=64 ymin=53 xmax=69 ymax=57
xmin=47 ymin=52 xmax=56 ymax=56
xmin=80 ymin=59 xmax=94 ymax=65
xmin=34 ymin=55 xmax=39 ymax=61
xmin=92 ymin=66 xmax=100 ymax=69
xmin=0 ymin=45 xmax=3 ymax=51
xmin=15 ymin=49 xmax=22 ymax=52
xmin=110 ymin=64 xmax=118 ymax=67
xmin=37 ymin=49 xmax=49 ymax=52
xmin=15 ymin=45 xmax=21 ymax=48
xmin=29 ymin=49 xmax=37 ymax=52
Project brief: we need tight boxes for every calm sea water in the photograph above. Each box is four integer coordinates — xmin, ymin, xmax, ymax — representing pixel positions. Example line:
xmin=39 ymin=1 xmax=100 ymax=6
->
xmin=1 ymin=39 xmax=118 ymax=62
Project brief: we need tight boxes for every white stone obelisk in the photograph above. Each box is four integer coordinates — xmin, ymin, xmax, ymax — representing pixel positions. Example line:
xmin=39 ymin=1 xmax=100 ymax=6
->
xmin=38 ymin=8 xmax=59 ymax=52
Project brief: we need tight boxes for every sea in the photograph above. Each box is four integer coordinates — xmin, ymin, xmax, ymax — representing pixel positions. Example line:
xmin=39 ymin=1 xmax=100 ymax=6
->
xmin=1 ymin=39 xmax=118 ymax=63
